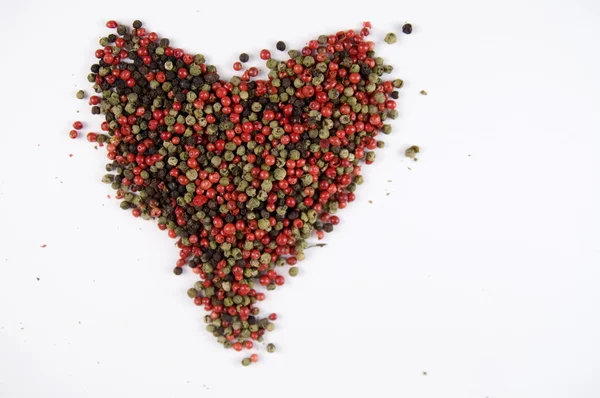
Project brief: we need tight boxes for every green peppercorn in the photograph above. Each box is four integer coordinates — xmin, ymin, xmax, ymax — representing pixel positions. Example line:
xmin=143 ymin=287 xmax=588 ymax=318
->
xmin=384 ymin=32 xmax=397 ymax=44
xmin=289 ymin=267 xmax=299 ymax=277
xmin=76 ymin=90 xmax=85 ymax=99
xmin=405 ymin=145 xmax=420 ymax=160
xmin=242 ymin=358 xmax=251 ymax=366
xmin=267 ymin=343 xmax=276 ymax=353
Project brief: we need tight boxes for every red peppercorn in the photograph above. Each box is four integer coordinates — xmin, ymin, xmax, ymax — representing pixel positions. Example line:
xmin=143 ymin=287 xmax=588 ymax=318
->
xmin=72 ymin=121 xmax=83 ymax=130
xmin=259 ymin=49 xmax=271 ymax=60
xmin=250 ymin=354 xmax=259 ymax=362
xmin=69 ymin=130 xmax=78 ymax=139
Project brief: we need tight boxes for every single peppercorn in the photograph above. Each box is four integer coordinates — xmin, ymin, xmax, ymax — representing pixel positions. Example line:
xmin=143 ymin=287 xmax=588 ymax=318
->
xmin=73 ymin=121 xmax=83 ymax=130
xmin=289 ymin=267 xmax=299 ymax=277
xmin=241 ymin=358 xmax=251 ymax=366
xmin=76 ymin=90 xmax=85 ymax=99
xmin=402 ymin=23 xmax=413 ymax=34
xmin=276 ymin=41 xmax=286 ymax=51
xmin=260 ymin=49 xmax=271 ymax=60
xmin=384 ymin=32 xmax=397 ymax=44
xmin=239 ymin=53 xmax=249 ymax=63
xmin=405 ymin=145 xmax=420 ymax=161
xmin=267 ymin=343 xmax=276 ymax=353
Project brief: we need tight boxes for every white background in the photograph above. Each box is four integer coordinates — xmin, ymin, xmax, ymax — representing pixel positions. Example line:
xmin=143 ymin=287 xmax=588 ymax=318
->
xmin=0 ymin=0 xmax=599 ymax=397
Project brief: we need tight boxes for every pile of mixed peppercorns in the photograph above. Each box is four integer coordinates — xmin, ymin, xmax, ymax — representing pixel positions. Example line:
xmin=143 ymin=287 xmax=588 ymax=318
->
xmin=78 ymin=20 xmax=407 ymax=364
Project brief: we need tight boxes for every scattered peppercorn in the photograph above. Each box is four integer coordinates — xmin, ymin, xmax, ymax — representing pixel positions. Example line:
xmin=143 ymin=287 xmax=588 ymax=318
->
xmin=76 ymin=90 xmax=85 ymax=99
xmin=69 ymin=130 xmax=78 ymax=139
xmin=76 ymin=20 xmax=404 ymax=362
xmin=402 ymin=23 xmax=413 ymax=34
xmin=420 ymin=90 xmax=428 ymax=95
xmin=384 ymin=33 xmax=397 ymax=44
xmin=405 ymin=145 xmax=420 ymax=161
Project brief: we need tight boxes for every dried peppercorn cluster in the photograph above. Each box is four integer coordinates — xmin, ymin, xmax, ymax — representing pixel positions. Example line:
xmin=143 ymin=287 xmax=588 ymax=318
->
xmin=81 ymin=20 xmax=403 ymax=360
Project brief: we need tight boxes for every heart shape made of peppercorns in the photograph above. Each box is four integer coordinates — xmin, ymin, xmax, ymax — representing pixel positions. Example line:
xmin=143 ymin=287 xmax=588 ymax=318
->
xmin=77 ymin=19 xmax=403 ymax=362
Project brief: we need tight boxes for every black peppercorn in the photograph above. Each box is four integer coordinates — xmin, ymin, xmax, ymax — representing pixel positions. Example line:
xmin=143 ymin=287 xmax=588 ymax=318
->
xmin=132 ymin=20 xmax=142 ymax=29
xmin=276 ymin=41 xmax=286 ymax=51
xmin=239 ymin=53 xmax=249 ymax=63
xmin=402 ymin=23 xmax=413 ymax=34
